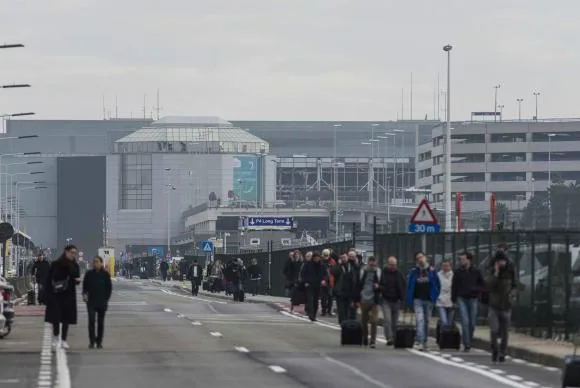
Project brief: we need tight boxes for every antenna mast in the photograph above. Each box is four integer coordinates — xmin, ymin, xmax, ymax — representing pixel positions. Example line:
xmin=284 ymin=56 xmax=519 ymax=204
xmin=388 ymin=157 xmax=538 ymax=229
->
xmin=102 ymin=94 xmax=106 ymax=120
xmin=143 ymin=94 xmax=147 ymax=119
xmin=115 ymin=95 xmax=118 ymax=119
xmin=156 ymin=88 xmax=160 ymax=120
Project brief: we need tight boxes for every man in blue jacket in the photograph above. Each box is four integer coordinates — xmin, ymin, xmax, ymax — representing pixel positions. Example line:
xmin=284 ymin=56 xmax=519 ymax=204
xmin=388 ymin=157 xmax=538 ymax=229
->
xmin=406 ymin=252 xmax=440 ymax=351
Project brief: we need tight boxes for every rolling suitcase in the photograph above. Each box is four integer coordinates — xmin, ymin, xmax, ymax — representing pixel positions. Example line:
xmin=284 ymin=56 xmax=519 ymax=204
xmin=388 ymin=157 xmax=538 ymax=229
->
xmin=341 ymin=319 xmax=363 ymax=345
xmin=394 ymin=311 xmax=416 ymax=349
xmin=562 ymin=339 xmax=580 ymax=387
xmin=437 ymin=321 xmax=461 ymax=350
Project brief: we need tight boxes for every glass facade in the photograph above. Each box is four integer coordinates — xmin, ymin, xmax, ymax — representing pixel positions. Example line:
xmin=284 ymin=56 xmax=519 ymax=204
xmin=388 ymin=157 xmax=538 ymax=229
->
xmin=120 ymin=154 xmax=152 ymax=209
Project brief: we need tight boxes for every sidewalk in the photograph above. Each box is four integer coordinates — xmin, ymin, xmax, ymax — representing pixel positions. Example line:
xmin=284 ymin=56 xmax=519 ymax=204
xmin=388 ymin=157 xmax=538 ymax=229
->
xmin=153 ymin=279 xmax=571 ymax=368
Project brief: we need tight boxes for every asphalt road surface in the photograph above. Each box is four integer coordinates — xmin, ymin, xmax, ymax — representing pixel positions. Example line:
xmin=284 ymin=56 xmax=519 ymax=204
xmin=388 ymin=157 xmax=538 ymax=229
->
xmin=2 ymin=278 xmax=564 ymax=388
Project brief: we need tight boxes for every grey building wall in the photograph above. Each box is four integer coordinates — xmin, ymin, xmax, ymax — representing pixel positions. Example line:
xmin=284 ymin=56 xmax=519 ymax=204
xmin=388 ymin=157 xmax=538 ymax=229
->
xmin=57 ymin=156 xmax=106 ymax=255
xmin=106 ymin=153 xmax=236 ymax=250
xmin=0 ymin=119 xmax=151 ymax=249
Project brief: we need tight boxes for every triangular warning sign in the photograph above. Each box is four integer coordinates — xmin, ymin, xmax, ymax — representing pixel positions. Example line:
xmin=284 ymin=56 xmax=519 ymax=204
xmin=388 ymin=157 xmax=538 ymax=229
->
xmin=202 ymin=242 xmax=212 ymax=251
xmin=410 ymin=198 xmax=438 ymax=224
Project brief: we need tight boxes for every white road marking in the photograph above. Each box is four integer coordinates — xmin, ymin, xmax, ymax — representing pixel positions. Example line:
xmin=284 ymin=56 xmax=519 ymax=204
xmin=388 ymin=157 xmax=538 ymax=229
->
xmin=210 ymin=331 xmax=223 ymax=337
xmin=508 ymin=375 xmax=524 ymax=381
xmin=268 ymin=365 xmax=287 ymax=373
xmin=511 ymin=358 xmax=526 ymax=364
xmin=38 ymin=324 xmax=53 ymax=388
xmin=177 ymin=314 xmax=185 ymax=318
xmin=528 ymin=363 xmax=542 ymax=368
xmin=159 ymin=288 xmax=227 ymax=304
xmin=523 ymin=382 xmax=539 ymax=387
xmin=490 ymin=369 xmax=505 ymax=374
xmin=55 ymin=338 xmax=71 ymax=388
xmin=0 ymin=380 xmax=20 ymax=384
xmin=324 ymin=356 xmax=393 ymax=388
xmin=408 ymin=349 xmax=533 ymax=388
xmin=543 ymin=366 xmax=559 ymax=372
xmin=191 ymin=321 xmax=202 ymax=326
xmin=450 ymin=357 xmax=464 ymax=362
xmin=280 ymin=311 xmax=340 ymax=331
xmin=235 ymin=346 xmax=249 ymax=353
xmin=163 ymin=308 xmax=172 ymax=312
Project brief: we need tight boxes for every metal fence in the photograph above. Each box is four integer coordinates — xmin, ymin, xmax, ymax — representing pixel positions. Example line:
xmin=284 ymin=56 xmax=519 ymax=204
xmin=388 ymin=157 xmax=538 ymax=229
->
xmin=375 ymin=230 xmax=580 ymax=340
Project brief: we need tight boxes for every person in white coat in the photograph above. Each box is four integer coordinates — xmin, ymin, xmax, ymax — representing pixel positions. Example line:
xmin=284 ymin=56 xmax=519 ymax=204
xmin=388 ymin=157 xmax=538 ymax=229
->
xmin=436 ymin=259 xmax=454 ymax=326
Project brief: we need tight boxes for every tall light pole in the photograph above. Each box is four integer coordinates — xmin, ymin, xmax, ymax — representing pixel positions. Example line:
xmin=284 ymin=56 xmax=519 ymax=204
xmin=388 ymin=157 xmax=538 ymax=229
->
xmin=516 ymin=98 xmax=524 ymax=121
xmin=533 ymin=91 xmax=540 ymax=121
xmin=493 ymin=84 xmax=501 ymax=122
xmin=333 ymin=124 xmax=342 ymax=238
xmin=15 ymin=185 xmax=46 ymax=271
xmin=164 ymin=168 xmax=175 ymax=257
xmin=547 ymin=133 xmax=556 ymax=229
xmin=498 ymin=104 xmax=505 ymax=122
xmin=443 ymin=44 xmax=453 ymax=232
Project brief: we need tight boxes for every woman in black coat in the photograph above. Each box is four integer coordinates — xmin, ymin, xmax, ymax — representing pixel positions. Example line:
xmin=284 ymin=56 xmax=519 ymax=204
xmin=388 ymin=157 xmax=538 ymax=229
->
xmin=44 ymin=245 xmax=81 ymax=350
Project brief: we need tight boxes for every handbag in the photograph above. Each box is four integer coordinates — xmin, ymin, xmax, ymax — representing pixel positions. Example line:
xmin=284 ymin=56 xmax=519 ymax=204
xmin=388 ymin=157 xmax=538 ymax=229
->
xmin=52 ymin=276 xmax=70 ymax=293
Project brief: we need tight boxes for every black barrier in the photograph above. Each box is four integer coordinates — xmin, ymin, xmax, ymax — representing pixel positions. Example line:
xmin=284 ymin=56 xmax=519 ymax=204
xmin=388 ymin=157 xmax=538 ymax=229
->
xmin=375 ymin=230 xmax=580 ymax=340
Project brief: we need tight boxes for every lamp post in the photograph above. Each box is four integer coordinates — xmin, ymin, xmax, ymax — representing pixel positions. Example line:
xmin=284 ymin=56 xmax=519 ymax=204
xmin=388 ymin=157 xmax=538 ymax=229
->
xmin=443 ymin=44 xmax=453 ymax=232
xmin=333 ymin=124 xmax=342 ymax=238
xmin=516 ymin=99 xmax=524 ymax=121
xmin=493 ymin=84 xmax=501 ymax=122
xmin=0 ymin=150 xmax=41 ymax=217
xmin=164 ymin=168 xmax=175 ymax=257
xmin=547 ymin=133 xmax=557 ymax=229
xmin=533 ymin=92 xmax=540 ymax=121
xmin=14 ymin=183 xmax=46 ymax=270
xmin=497 ymin=104 xmax=505 ymax=122
xmin=2 ymin=171 xmax=44 ymax=221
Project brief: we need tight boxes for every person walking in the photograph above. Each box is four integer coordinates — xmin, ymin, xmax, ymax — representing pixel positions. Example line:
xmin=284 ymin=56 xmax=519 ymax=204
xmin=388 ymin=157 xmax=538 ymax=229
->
xmin=436 ymin=259 xmax=455 ymax=326
xmin=406 ymin=252 xmax=440 ymax=351
xmin=31 ymin=253 xmax=50 ymax=305
xmin=379 ymin=256 xmax=405 ymax=346
xmin=187 ymin=260 xmax=203 ymax=296
xmin=484 ymin=250 xmax=518 ymax=363
xmin=356 ymin=256 xmax=381 ymax=348
xmin=160 ymin=259 xmax=169 ymax=281
xmin=451 ymin=251 xmax=484 ymax=352
xmin=320 ymin=249 xmax=336 ymax=316
xmin=82 ymin=256 xmax=113 ymax=349
xmin=300 ymin=251 xmax=326 ymax=321
xmin=246 ymin=258 xmax=263 ymax=296
xmin=44 ymin=245 xmax=81 ymax=350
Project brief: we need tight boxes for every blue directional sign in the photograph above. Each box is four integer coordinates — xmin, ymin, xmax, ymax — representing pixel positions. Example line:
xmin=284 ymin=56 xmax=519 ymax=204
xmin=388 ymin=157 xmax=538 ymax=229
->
xmin=245 ymin=216 xmax=293 ymax=230
xmin=408 ymin=223 xmax=441 ymax=234
xmin=200 ymin=240 xmax=214 ymax=253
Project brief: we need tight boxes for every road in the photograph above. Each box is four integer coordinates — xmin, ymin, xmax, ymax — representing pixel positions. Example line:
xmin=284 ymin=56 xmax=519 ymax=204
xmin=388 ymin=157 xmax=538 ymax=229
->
xmin=0 ymin=279 xmax=564 ymax=388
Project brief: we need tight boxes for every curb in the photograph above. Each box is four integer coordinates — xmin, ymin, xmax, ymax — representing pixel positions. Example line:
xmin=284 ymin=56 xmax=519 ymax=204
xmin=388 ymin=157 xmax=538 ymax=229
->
xmin=152 ymin=280 xmax=565 ymax=368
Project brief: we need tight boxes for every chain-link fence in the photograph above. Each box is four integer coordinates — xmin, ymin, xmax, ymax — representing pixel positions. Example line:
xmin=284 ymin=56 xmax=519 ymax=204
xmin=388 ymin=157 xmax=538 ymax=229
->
xmin=376 ymin=230 xmax=580 ymax=340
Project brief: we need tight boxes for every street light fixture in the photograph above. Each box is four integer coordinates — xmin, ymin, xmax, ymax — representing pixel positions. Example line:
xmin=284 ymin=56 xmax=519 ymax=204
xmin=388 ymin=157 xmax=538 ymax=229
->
xmin=1 ymin=84 xmax=30 ymax=89
xmin=443 ymin=44 xmax=453 ymax=232
xmin=0 ymin=44 xmax=24 ymax=49
xmin=493 ymin=84 xmax=501 ymax=122
xmin=516 ymin=98 xmax=524 ymax=121
xmin=533 ymin=92 xmax=541 ymax=121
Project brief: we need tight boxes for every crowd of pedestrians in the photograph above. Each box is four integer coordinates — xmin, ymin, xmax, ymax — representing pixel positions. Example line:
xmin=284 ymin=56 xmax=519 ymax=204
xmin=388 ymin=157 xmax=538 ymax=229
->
xmin=283 ymin=244 xmax=519 ymax=361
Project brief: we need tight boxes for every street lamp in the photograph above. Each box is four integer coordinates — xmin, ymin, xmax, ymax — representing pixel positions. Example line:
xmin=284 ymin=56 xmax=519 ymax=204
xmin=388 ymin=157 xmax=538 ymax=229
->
xmin=164 ymin=167 xmax=175 ymax=257
xmin=443 ymin=44 xmax=453 ymax=232
xmin=332 ymin=124 xmax=342 ymax=239
xmin=533 ymin=92 xmax=541 ymax=121
xmin=497 ymin=104 xmax=505 ymax=122
xmin=516 ymin=98 xmax=524 ymax=121
xmin=493 ymin=84 xmax=501 ymax=122
xmin=14 ymin=185 xmax=46 ymax=268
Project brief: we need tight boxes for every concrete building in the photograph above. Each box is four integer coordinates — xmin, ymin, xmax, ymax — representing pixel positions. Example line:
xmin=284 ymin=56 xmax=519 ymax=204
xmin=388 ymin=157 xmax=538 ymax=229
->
xmin=415 ymin=120 xmax=580 ymax=228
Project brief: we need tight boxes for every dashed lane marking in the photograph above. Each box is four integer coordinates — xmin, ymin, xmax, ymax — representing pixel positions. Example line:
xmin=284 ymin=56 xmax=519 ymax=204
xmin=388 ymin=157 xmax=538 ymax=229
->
xmin=323 ymin=356 xmax=393 ymax=388
xmin=159 ymin=288 xmax=227 ymax=304
xmin=38 ymin=324 xmax=52 ymax=388
xmin=523 ymin=382 xmax=540 ymax=387
xmin=268 ymin=365 xmax=287 ymax=374
xmin=508 ymin=375 xmax=524 ymax=381
xmin=191 ymin=321 xmax=202 ymax=326
xmin=163 ymin=308 xmax=172 ymax=312
xmin=234 ymin=346 xmax=249 ymax=353
xmin=209 ymin=331 xmax=223 ymax=337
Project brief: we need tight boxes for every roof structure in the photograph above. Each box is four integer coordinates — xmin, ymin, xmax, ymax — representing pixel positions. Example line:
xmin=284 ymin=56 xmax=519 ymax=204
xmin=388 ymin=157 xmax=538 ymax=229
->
xmin=115 ymin=125 xmax=269 ymax=155
xmin=152 ymin=116 xmax=232 ymax=127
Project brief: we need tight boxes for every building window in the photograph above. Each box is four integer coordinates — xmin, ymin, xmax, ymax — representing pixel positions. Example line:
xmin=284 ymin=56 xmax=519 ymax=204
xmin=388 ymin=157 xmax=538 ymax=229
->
xmin=451 ymin=134 xmax=485 ymax=144
xmin=120 ymin=154 xmax=152 ymax=209
xmin=451 ymin=173 xmax=485 ymax=182
xmin=419 ymin=168 xmax=432 ymax=178
xmin=490 ymin=133 xmax=526 ymax=143
xmin=451 ymin=153 xmax=485 ymax=163
xmin=490 ymin=153 xmax=526 ymax=162
xmin=532 ymin=151 xmax=580 ymax=162
xmin=461 ymin=192 xmax=486 ymax=201
xmin=495 ymin=191 xmax=527 ymax=201
xmin=490 ymin=172 xmax=526 ymax=181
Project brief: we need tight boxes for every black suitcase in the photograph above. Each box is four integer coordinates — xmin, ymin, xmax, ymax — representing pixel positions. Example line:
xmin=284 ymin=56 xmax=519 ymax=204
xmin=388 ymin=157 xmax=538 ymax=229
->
xmin=202 ymin=281 xmax=209 ymax=291
xmin=437 ymin=321 xmax=461 ymax=350
xmin=562 ymin=343 xmax=580 ymax=387
xmin=394 ymin=324 xmax=416 ymax=349
xmin=341 ymin=320 xmax=363 ymax=346
xmin=238 ymin=290 xmax=245 ymax=302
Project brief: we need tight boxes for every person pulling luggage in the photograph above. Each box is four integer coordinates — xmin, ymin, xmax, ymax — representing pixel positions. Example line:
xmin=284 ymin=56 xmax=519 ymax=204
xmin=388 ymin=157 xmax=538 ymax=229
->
xmin=406 ymin=252 xmax=440 ymax=351
xmin=379 ymin=256 xmax=405 ymax=346
xmin=436 ymin=259 xmax=454 ymax=326
xmin=356 ymin=256 xmax=381 ymax=348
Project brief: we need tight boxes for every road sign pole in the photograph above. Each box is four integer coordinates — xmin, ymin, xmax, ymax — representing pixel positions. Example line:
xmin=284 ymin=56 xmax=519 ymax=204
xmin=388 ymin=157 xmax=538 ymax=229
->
xmin=421 ymin=234 xmax=426 ymax=254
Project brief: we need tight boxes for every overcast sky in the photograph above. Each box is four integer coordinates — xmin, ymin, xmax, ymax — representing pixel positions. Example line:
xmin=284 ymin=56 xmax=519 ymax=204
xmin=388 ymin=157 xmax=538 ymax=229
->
xmin=0 ymin=0 xmax=578 ymax=121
